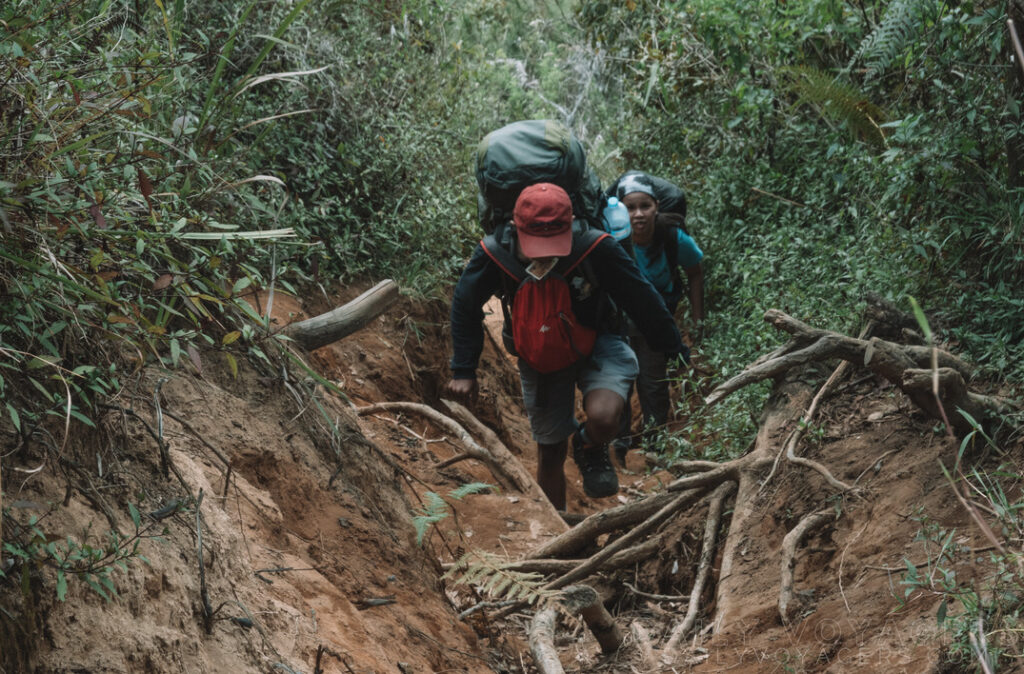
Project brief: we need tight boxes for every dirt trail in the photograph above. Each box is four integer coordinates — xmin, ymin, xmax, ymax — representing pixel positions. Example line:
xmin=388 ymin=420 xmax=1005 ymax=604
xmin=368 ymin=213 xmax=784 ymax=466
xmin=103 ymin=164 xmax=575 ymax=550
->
xmin=1 ymin=280 xmax=1010 ymax=673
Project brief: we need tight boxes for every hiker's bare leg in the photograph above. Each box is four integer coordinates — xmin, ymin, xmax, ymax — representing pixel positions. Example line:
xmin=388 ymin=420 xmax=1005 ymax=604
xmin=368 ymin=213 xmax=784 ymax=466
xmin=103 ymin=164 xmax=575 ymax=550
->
xmin=537 ymin=440 xmax=568 ymax=511
xmin=581 ymin=388 xmax=626 ymax=446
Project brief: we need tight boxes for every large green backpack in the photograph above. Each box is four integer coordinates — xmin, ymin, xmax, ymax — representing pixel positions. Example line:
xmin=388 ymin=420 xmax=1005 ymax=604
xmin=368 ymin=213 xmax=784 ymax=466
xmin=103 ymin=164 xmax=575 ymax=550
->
xmin=476 ymin=119 xmax=604 ymax=240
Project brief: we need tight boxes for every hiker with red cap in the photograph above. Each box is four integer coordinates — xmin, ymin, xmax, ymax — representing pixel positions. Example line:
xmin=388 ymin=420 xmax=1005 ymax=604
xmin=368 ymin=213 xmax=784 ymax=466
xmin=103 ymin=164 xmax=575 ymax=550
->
xmin=447 ymin=183 xmax=687 ymax=511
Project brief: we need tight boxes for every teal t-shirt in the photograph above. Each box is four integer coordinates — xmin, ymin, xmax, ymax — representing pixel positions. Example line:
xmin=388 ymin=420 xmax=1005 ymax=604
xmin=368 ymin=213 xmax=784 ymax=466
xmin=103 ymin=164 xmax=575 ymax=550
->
xmin=634 ymin=228 xmax=703 ymax=296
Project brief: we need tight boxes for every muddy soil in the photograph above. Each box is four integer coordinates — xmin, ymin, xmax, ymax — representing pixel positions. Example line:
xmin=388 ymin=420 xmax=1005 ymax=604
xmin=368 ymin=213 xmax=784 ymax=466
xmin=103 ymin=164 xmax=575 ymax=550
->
xmin=1 ymin=280 xmax=1014 ymax=673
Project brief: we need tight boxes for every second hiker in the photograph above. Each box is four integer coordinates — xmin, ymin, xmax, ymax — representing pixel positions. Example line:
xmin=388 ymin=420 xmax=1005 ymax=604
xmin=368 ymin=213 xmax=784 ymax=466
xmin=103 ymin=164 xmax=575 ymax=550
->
xmin=608 ymin=171 xmax=705 ymax=461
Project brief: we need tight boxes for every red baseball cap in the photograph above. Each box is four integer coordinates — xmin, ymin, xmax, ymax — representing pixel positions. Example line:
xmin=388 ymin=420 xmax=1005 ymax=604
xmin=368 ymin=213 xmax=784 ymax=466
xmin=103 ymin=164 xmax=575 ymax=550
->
xmin=513 ymin=183 xmax=573 ymax=258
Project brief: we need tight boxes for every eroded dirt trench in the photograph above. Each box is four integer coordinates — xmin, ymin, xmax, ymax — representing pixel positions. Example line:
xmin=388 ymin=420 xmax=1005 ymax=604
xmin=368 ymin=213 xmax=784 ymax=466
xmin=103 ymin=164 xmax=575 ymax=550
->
xmin=3 ymin=282 xmax=1015 ymax=673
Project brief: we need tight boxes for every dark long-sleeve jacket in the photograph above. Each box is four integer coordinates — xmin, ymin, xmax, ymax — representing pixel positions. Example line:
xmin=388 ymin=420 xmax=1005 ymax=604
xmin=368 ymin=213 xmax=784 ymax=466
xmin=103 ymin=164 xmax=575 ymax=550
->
xmin=450 ymin=234 xmax=686 ymax=379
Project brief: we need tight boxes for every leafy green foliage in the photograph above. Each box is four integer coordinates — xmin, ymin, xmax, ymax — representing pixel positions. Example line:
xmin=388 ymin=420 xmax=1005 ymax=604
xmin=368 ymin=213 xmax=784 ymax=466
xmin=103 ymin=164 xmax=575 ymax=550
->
xmin=852 ymin=0 xmax=945 ymax=80
xmin=1 ymin=505 xmax=163 ymax=603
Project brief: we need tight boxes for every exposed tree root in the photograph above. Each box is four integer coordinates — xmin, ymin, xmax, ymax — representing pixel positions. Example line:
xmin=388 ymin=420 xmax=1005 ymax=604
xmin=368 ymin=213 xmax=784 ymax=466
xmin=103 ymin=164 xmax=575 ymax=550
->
xmin=355 ymin=400 xmax=569 ymax=531
xmin=448 ymin=534 xmax=664 ymax=575
xmin=630 ymin=621 xmax=657 ymax=670
xmin=778 ymin=509 xmax=833 ymax=624
xmin=354 ymin=401 xmax=525 ymax=491
xmin=488 ymin=487 xmax=713 ymax=620
xmin=708 ymin=309 xmax=1013 ymax=434
xmin=448 ymin=305 xmax=1018 ymax=664
xmin=525 ymin=492 xmax=677 ymax=560
xmin=662 ymin=481 xmax=736 ymax=659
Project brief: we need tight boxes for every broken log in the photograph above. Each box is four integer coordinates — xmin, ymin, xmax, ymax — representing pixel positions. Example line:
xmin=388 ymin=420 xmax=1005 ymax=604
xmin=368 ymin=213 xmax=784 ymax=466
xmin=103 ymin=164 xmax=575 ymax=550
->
xmin=562 ymin=585 xmax=624 ymax=654
xmin=284 ymin=280 xmax=399 ymax=350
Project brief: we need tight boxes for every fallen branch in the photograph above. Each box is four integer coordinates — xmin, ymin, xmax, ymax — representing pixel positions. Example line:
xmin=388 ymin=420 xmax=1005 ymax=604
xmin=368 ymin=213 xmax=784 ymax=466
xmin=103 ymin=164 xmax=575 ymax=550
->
xmin=525 ymin=492 xmax=677 ymax=560
xmin=529 ymin=606 xmax=563 ymax=674
xmin=663 ymin=481 xmax=736 ymax=658
xmin=779 ymin=509 xmax=833 ymax=624
xmin=354 ymin=402 xmax=523 ymax=491
xmin=284 ymin=280 xmax=399 ymax=351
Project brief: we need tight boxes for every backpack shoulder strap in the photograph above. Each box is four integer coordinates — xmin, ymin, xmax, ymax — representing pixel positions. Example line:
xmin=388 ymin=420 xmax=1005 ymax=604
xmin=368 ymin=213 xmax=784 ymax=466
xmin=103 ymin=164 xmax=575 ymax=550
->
xmin=480 ymin=235 xmax=527 ymax=282
xmin=559 ymin=229 xmax=609 ymax=275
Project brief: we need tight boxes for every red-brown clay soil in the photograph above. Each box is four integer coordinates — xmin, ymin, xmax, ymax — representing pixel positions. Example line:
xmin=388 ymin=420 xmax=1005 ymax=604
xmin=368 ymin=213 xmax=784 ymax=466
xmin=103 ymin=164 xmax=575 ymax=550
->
xmin=1 ymin=280 xmax=1016 ymax=673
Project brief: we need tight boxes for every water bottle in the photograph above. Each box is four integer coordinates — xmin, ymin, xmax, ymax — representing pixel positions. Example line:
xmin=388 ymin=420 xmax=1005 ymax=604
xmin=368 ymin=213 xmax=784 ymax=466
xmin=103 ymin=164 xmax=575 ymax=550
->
xmin=602 ymin=196 xmax=631 ymax=242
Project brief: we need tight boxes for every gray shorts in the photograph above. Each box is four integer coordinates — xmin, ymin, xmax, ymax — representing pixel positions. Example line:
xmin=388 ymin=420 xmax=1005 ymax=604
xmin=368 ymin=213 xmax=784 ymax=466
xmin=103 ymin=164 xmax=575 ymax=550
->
xmin=518 ymin=334 xmax=639 ymax=444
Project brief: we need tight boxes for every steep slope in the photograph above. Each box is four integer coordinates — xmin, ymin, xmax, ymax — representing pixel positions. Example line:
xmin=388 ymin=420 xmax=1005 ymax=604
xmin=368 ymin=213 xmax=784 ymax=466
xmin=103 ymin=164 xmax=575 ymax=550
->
xmin=2 ymin=281 xmax=1017 ymax=673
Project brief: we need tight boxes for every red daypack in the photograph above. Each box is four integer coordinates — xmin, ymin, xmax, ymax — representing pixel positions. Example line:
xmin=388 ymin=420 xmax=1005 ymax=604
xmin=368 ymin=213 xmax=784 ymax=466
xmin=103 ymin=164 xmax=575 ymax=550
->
xmin=480 ymin=229 xmax=608 ymax=374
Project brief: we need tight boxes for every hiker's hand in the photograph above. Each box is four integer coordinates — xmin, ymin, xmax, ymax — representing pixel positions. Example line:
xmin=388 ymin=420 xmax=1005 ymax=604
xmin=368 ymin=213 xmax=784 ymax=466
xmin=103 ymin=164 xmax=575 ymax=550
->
xmin=446 ymin=377 xmax=479 ymax=404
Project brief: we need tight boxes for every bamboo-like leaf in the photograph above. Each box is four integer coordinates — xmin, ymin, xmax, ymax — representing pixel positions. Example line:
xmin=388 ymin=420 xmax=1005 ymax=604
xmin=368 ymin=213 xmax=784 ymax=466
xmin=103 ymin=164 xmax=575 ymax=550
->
xmin=234 ymin=66 xmax=330 ymax=96
xmin=222 ymin=174 xmax=287 ymax=190
xmin=180 ymin=228 xmax=296 ymax=240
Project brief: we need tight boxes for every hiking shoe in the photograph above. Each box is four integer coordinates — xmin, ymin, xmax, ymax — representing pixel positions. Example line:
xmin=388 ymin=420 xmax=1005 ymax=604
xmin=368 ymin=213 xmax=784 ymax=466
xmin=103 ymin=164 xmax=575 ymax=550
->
xmin=571 ymin=430 xmax=619 ymax=498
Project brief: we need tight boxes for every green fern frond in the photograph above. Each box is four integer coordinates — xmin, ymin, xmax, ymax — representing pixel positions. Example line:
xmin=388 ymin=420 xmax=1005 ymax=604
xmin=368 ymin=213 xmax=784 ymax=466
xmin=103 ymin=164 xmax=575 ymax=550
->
xmin=449 ymin=482 xmax=497 ymax=500
xmin=443 ymin=551 xmax=561 ymax=607
xmin=852 ymin=0 xmax=942 ymax=80
xmin=412 ymin=491 xmax=450 ymax=545
xmin=782 ymin=65 xmax=887 ymax=147
xmin=411 ymin=483 xmax=497 ymax=545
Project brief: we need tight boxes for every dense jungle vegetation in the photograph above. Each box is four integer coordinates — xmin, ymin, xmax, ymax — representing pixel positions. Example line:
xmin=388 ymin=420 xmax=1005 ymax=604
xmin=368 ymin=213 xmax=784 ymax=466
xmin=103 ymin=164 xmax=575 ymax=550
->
xmin=2 ymin=0 xmax=1023 ymax=666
